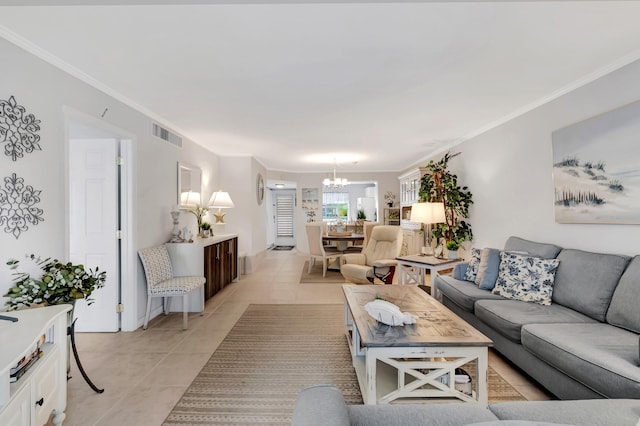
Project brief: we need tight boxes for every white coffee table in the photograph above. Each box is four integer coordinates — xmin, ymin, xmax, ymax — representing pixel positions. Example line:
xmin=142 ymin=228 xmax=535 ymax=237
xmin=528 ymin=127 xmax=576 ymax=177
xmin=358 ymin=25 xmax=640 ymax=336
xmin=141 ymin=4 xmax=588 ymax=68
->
xmin=343 ymin=285 xmax=492 ymax=405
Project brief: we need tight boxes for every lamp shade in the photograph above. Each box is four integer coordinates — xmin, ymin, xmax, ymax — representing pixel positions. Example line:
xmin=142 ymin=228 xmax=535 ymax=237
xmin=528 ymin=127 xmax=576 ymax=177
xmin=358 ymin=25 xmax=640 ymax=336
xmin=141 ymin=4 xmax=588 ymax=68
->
xmin=180 ymin=190 xmax=201 ymax=207
xmin=208 ymin=190 xmax=235 ymax=209
xmin=410 ymin=202 xmax=446 ymax=224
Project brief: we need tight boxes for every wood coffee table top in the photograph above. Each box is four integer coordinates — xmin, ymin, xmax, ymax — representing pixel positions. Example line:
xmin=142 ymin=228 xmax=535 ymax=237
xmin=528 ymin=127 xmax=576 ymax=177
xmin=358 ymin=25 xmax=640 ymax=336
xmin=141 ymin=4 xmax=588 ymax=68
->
xmin=343 ymin=284 xmax=492 ymax=348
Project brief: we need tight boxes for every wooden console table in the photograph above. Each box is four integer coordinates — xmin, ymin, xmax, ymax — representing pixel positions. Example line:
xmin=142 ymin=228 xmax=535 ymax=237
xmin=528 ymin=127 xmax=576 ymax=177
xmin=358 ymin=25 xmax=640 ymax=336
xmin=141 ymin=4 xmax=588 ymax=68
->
xmin=166 ymin=233 xmax=238 ymax=310
xmin=0 ymin=305 xmax=71 ymax=425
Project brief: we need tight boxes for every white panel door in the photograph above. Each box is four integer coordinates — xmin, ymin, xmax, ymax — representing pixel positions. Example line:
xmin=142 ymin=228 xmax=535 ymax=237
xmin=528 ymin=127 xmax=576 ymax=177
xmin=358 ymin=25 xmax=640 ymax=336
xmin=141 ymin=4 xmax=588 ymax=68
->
xmin=69 ymin=138 xmax=119 ymax=332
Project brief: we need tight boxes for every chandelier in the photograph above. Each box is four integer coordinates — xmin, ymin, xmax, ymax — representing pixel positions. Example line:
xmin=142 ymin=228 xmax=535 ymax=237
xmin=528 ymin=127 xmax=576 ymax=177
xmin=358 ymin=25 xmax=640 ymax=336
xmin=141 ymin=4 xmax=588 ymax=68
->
xmin=323 ymin=159 xmax=348 ymax=188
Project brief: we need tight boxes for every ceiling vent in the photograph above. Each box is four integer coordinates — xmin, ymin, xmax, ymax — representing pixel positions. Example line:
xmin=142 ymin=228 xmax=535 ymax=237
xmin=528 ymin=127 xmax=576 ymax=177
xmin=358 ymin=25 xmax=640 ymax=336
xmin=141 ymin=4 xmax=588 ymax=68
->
xmin=152 ymin=123 xmax=182 ymax=148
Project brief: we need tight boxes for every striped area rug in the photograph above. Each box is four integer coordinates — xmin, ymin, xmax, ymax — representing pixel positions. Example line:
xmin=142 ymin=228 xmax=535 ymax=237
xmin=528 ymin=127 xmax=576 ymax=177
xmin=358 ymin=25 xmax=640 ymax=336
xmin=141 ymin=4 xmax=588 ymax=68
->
xmin=164 ymin=304 xmax=360 ymax=425
xmin=164 ymin=304 xmax=524 ymax=425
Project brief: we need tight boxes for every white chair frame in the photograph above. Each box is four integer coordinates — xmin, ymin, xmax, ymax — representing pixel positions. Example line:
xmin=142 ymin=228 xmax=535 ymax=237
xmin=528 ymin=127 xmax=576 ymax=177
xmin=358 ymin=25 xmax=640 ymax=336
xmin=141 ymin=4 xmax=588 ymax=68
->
xmin=138 ymin=245 xmax=205 ymax=330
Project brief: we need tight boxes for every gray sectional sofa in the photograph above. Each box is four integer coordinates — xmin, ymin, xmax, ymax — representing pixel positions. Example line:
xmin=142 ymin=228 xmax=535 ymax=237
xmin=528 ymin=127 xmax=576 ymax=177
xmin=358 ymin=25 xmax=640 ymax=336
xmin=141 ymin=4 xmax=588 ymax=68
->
xmin=291 ymin=385 xmax=640 ymax=425
xmin=435 ymin=236 xmax=640 ymax=400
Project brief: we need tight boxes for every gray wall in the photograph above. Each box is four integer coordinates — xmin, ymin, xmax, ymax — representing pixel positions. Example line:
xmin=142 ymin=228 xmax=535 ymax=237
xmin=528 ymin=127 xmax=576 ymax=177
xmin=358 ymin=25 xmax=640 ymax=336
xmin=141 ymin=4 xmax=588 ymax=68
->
xmin=403 ymin=59 xmax=640 ymax=255
xmin=0 ymin=38 xmax=222 ymax=330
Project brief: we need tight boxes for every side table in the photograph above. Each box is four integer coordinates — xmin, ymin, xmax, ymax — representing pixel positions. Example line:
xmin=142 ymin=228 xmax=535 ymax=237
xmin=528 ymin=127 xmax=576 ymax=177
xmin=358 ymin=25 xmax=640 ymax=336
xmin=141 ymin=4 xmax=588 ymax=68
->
xmin=396 ymin=255 xmax=462 ymax=299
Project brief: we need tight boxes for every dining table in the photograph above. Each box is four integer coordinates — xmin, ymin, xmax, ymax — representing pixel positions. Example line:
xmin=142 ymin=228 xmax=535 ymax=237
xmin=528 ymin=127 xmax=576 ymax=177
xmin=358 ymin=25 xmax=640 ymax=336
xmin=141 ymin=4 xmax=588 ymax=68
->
xmin=322 ymin=233 xmax=364 ymax=252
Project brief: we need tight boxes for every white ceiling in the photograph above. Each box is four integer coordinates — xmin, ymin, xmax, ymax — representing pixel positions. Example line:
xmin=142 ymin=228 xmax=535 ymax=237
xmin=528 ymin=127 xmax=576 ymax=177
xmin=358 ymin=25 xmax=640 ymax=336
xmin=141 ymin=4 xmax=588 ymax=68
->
xmin=1 ymin=1 xmax=640 ymax=173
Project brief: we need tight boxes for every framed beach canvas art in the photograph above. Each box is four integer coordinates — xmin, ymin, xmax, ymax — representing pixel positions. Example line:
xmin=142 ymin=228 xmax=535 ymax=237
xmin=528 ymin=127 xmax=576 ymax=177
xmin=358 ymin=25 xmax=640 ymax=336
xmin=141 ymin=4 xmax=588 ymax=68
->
xmin=552 ymin=100 xmax=640 ymax=224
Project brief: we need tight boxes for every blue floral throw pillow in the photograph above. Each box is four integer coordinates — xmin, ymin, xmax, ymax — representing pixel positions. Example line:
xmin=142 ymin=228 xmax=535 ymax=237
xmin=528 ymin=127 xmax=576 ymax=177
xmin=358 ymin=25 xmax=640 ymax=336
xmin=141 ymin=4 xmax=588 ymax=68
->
xmin=463 ymin=248 xmax=482 ymax=282
xmin=492 ymin=252 xmax=560 ymax=305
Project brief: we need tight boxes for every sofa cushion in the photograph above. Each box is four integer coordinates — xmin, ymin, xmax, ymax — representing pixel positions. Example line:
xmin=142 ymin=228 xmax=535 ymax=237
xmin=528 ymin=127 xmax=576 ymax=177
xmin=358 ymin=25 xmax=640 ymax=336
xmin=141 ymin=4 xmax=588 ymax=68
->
xmin=475 ymin=248 xmax=501 ymax=290
xmin=291 ymin=385 xmax=350 ymax=426
xmin=552 ymin=249 xmax=631 ymax=321
xmin=348 ymin=403 xmax=499 ymax=426
xmin=464 ymin=248 xmax=482 ymax=282
xmin=467 ymin=422 xmax=571 ymax=426
xmin=436 ymin=275 xmax=505 ymax=313
xmin=503 ymin=236 xmax=562 ymax=259
xmin=607 ymin=255 xmax=640 ymax=333
xmin=521 ymin=323 xmax=640 ymax=398
xmin=489 ymin=399 xmax=640 ymax=426
xmin=475 ymin=299 xmax=596 ymax=343
xmin=492 ymin=252 xmax=560 ymax=306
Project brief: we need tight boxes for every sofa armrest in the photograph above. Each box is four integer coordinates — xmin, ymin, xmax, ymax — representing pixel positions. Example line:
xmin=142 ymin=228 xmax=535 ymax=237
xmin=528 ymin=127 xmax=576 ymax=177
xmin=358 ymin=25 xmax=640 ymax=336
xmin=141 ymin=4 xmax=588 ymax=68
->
xmin=291 ymin=385 xmax=350 ymax=426
xmin=342 ymin=253 xmax=366 ymax=265
xmin=454 ymin=262 xmax=469 ymax=280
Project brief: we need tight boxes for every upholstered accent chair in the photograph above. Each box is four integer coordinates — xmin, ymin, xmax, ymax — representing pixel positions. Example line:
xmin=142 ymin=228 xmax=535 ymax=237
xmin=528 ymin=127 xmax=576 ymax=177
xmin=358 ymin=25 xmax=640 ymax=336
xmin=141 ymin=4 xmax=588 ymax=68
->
xmin=359 ymin=221 xmax=380 ymax=249
xmin=138 ymin=245 xmax=205 ymax=330
xmin=340 ymin=225 xmax=403 ymax=284
xmin=305 ymin=223 xmax=343 ymax=277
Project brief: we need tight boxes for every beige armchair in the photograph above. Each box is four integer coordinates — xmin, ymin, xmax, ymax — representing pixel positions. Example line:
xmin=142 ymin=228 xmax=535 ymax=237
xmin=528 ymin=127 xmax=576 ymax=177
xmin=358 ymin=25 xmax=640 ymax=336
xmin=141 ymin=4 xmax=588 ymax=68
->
xmin=305 ymin=223 xmax=342 ymax=277
xmin=340 ymin=225 xmax=403 ymax=284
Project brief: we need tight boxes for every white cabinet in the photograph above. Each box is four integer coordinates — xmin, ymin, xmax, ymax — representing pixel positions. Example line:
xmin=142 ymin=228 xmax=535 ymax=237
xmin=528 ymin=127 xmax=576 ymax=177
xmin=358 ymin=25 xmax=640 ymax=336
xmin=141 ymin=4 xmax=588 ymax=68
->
xmin=0 ymin=305 xmax=71 ymax=426
xmin=400 ymin=228 xmax=423 ymax=256
xmin=33 ymin=349 xmax=62 ymax=426
xmin=399 ymin=169 xmax=422 ymax=206
xmin=398 ymin=169 xmax=421 ymax=226
xmin=0 ymin=383 xmax=29 ymax=426
xmin=398 ymin=167 xmax=429 ymax=255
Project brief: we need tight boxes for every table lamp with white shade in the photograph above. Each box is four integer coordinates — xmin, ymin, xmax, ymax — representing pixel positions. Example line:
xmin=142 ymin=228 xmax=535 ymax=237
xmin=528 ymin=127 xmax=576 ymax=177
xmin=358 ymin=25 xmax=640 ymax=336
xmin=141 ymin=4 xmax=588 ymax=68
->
xmin=180 ymin=190 xmax=201 ymax=208
xmin=208 ymin=190 xmax=235 ymax=223
xmin=208 ymin=190 xmax=234 ymax=234
xmin=410 ymin=202 xmax=446 ymax=256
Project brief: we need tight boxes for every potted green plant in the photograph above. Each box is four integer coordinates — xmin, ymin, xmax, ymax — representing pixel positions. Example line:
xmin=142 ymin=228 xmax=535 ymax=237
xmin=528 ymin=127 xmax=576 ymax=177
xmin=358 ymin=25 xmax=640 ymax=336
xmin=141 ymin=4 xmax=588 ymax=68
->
xmin=200 ymin=221 xmax=212 ymax=237
xmin=419 ymin=151 xmax=474 ymax=248
xmin=3 ymin=254 xmax=107 ymax=311
xmin=357 ymin=209 xmax=366 ymax=220
xmin=189 ymin=205 xmax=209 ymax=235
xmin=445 ymin=240 xmax=460 ymax=259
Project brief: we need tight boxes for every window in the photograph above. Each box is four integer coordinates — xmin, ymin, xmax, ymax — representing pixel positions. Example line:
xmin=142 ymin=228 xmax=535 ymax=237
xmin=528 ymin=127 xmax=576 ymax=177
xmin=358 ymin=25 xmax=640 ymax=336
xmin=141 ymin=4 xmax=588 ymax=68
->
xmin=322 ymin=192 xmax=349 ymax=221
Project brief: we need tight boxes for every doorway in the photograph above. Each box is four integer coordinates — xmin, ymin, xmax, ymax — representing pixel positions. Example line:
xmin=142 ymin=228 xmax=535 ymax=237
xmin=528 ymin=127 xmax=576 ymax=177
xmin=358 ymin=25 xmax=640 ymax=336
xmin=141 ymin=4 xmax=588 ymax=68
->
xmin=272 ymin=189 xmax=296 ymax=248
xmin=66 ymin=111 xmax=135 ymax=332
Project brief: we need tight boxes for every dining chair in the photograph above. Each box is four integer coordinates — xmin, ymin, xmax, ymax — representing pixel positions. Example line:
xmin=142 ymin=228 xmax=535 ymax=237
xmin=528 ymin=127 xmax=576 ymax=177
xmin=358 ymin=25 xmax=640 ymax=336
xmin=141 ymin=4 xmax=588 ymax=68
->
xmin=138 ymin=245 xmax=205 ymax=330
xmin=347 ymin=221 xmax=380 ymax=253
xmin=305 ymin=223 xmax=342 ymax=277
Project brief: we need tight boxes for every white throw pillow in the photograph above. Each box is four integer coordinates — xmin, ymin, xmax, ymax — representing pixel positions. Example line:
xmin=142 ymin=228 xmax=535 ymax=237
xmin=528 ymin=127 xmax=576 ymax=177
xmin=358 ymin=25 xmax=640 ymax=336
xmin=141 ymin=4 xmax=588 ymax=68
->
xmin=492 ymin=252 xmax=560 ymax=306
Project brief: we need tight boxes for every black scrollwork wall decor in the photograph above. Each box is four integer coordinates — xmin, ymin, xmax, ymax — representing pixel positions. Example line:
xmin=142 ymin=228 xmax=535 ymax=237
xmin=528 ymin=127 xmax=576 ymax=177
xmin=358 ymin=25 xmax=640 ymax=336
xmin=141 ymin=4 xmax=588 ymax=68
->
xmin=0 ymin=95 xmax=42 ymax=161
xmin=0 ymin=173 xmax=44 ymax=239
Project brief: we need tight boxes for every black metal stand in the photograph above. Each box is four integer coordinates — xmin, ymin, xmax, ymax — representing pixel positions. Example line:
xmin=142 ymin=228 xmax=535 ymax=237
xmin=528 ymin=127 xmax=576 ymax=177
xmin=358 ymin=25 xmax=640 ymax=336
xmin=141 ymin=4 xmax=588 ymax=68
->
xmin=67 ymin=318 xmax=104 ymax=394
xmin=370 ymin=265 xmax=396 ymax=285
xmin=0 ymin=314 xmax=18 ymax=322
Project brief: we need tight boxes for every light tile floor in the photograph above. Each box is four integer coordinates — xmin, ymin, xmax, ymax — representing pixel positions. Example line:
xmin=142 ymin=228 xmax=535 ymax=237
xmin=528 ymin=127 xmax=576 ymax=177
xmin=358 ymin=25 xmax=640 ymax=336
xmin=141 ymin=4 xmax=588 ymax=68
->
xmin=63 ymin=249 xmax=550 ymax=426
